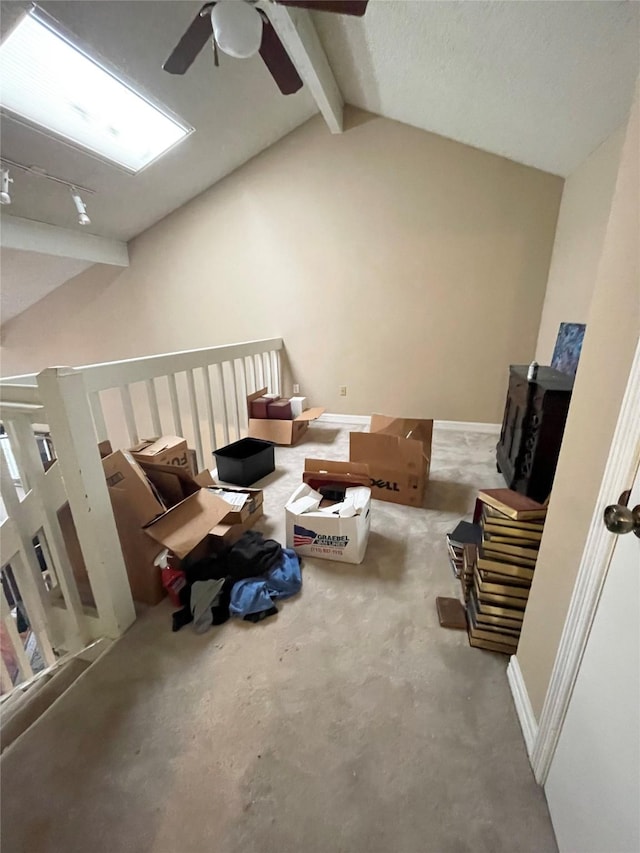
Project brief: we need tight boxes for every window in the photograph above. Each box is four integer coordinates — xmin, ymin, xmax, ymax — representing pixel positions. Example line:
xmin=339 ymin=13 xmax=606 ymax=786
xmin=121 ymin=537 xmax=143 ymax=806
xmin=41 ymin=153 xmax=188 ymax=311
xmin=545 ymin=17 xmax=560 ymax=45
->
xmin=0 ymin=9 xmax=192 ymax=173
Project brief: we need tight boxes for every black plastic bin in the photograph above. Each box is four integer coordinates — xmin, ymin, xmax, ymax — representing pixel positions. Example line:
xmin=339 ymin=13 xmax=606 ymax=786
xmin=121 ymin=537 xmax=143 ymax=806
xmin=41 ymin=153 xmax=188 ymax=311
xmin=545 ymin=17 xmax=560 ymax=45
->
xmin=214 ymin=438 xmax=275 ymax=486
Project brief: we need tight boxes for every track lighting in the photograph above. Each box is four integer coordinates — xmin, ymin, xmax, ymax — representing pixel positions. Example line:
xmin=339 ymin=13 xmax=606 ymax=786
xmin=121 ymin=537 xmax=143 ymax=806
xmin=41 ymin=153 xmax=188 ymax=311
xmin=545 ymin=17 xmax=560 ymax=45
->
xmin=70 ymin=187 xmax=91 ymax=226
xmin=0 ymin=168 xmax=12 ymax=205
xmin=0 ymin=158 xmax=95 ymax=227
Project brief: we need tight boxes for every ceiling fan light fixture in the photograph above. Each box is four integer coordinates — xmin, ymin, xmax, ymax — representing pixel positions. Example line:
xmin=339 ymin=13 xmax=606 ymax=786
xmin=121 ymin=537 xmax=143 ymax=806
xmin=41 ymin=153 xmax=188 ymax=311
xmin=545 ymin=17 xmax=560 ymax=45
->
xmin=0 ymin=168 xmax=12 ymax=205
xmin=210 ymin=0 xmax=262 ymax=59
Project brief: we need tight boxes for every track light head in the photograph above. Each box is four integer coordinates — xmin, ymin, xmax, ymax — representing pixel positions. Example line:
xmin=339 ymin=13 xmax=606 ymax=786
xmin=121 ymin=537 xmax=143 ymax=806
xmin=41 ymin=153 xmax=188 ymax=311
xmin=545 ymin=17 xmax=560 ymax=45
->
xmin=1 ymin=169 xmax=13 ymax=205
xmin=70 ymin=187 xmax=91 ymax=226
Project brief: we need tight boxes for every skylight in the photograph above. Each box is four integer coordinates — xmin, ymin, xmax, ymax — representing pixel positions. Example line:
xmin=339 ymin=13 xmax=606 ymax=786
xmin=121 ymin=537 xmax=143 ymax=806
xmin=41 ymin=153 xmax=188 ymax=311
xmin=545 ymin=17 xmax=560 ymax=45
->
xmin=0 ymin=10 xmax=191 ymax=173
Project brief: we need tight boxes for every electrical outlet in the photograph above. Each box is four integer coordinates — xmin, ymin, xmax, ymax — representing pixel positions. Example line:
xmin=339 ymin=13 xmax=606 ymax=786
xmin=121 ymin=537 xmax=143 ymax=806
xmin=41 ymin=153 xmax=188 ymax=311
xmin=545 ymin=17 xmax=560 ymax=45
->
xmin=340 ymin=386 xmax=347 ymax=397
xmin=292 ymin=384 xmax=300 ymax=394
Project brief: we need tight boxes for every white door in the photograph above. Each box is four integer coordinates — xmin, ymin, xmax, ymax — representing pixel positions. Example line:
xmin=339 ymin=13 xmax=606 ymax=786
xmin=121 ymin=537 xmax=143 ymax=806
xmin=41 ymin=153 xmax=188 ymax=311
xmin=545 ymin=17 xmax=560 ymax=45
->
xmin=545 ymin=463 xmax=640 ymax=853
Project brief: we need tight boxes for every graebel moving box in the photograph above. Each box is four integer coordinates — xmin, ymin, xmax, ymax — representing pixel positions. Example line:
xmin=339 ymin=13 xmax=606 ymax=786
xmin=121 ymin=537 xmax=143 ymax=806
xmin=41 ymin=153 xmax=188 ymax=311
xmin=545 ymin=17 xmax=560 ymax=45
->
xmin=349 ymin=415 xmax=433 ymax=507
xmin=285 ymin=460 xmax=372 ymax=564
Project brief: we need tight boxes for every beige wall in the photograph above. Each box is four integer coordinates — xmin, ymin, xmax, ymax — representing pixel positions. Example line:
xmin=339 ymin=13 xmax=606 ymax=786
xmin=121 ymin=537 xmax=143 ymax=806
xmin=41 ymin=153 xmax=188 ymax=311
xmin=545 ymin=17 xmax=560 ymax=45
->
xmin=518 ymin=95 xmax=639 ymax=719
xmin=535 ymin=127 xmax=624 ymax=363
xmin=1 ymin=110 xmax=562 ymax=423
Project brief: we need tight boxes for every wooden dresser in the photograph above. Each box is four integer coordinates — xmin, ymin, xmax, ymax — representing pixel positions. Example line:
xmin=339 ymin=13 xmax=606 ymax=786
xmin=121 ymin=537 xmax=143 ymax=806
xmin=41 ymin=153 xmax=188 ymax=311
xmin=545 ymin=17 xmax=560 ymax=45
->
xmin=496 ymin=365 xmax=574 ymax=503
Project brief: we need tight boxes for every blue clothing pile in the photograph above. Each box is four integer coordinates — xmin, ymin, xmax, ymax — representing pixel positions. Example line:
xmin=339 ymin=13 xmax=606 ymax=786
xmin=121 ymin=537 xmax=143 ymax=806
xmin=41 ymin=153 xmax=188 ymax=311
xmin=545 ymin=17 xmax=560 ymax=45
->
xmin=230 ymin=548 xmax=301 ymax=618
xmin=172 ymin=531 xmax=302 ymax=631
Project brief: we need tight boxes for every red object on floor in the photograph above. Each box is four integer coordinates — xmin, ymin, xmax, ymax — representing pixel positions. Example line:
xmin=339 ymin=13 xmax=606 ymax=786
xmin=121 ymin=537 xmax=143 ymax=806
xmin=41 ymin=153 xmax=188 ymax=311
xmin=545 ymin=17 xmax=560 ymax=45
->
xmin=162 ymin=566 xmax=186 ymax=607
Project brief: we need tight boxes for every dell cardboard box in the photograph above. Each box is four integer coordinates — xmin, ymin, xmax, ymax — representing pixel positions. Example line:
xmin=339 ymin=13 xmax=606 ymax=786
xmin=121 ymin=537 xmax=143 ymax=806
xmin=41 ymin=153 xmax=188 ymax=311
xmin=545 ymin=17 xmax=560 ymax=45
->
xmin=349 ymin=415 xmax=433 ymax=507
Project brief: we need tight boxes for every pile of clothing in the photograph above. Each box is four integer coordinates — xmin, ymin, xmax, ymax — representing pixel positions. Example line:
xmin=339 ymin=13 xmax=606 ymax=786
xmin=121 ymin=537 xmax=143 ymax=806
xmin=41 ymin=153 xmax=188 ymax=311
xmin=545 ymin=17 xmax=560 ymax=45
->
xmin=172 ymin=530 xmax=302 ymax=633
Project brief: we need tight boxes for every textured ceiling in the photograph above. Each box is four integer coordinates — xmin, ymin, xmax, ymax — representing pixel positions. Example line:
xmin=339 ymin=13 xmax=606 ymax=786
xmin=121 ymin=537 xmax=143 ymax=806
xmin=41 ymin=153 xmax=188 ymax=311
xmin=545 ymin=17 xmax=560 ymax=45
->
xmin=0 ymin=0 xmax=638 ymax=324
xmin=0 ymin=0 xmax=317 ymax=242
xmin=0 ymin=248 xmax=92 ymax=324
xmin=313 ymin=0 xmax=640 ymax=176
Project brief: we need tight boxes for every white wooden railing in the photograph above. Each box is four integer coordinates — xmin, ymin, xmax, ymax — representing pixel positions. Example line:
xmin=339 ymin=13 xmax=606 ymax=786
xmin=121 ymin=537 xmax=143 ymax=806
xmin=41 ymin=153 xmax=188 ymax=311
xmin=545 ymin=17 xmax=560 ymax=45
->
xmin=0 ymin=337 xmax=283 ymax=697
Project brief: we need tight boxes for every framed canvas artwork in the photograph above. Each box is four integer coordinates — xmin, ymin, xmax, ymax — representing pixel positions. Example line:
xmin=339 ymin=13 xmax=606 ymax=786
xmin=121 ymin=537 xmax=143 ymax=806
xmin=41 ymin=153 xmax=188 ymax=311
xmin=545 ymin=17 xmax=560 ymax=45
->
xmin=551 ymin=322 xmax=586 ymax=376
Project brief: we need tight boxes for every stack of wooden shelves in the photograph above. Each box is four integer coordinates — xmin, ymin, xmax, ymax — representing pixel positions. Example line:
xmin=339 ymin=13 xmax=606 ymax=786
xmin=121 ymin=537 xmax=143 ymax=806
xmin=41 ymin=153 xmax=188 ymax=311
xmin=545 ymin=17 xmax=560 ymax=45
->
xmin=465 ymin=489 xmax=547 ymax=654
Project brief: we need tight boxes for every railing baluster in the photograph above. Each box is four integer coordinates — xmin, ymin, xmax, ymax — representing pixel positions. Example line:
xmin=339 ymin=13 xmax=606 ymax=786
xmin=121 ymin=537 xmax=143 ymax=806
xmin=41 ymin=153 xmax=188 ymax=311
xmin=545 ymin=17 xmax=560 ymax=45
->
xmin=239 ymin=359 xmax=249 ymax=430
xmin=230 ymin=361 xmax=241 ymax=441
xmin=0 ymin=527 xmax=56 ymax=672
xmin=37 ymin=368 xmax=135 ymax=639
xmin=3 ymin=420 xmax=30 ymax=490
xmin=245 ymin=356 xmax=256 ymax=394
xmin=10 ymin=415 xmax=88 ymax=649
xmin=216 ymin=363 xmax=230 ymax=446
xmin=145 ymin=379 xmax=162 ymax=436
xmin=167 ymin=373 xmax=183 ymax=436
xmin=0 ymin=452 xmax=57 ymax=665
xmin=186 ymin=369 xmax=204 ymax=471
xmin=262 ymin=352 xmax=272 ymax=394
xmin=89 ymin=392 xmax=109 ymax=444
xmin=0 ymin=656 xmax=14 ymax=694
xmin=202 ymin=366 xmax=218 ymax=455
xmin=254 ymin=354 xmax=264 ymax=389
xmin=119 ymin=385 xmax=138 ymax=445
xmin=271 ymin=350 xmax=281 ymax=396
xmin=1 ymin=591 xmax=33 ymax=681
xmin=34 ymin=529 xmax=58 ymax=590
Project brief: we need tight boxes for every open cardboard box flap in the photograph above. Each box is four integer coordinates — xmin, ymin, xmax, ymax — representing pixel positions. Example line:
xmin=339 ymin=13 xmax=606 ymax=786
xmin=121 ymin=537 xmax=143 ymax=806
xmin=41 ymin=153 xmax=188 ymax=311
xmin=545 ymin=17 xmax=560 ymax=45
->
xmin=193 ymin=470 xmax=264 ymax=524
xmin=102 ymin=451 xmax=167 ymax=517
xmin=131 ymin=436 xmax=185 ymax=457
xmin=304 ymin=459 xmax=370 ymax=477
xmin=302 ymin=458 xmax=370 ymax=490
xmin=364 ymin=415 xmax=433 ymax=464
xmin=143 ymin=489 xmax=231 ymax=559
xmin=137 ymin=460 xmax=200 ymax=507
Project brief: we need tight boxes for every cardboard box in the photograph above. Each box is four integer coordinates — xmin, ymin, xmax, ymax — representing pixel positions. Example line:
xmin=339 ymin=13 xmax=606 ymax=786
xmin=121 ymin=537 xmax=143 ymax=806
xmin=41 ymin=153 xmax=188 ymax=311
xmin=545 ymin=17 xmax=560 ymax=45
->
xmin=57 ymin=450 xmax=168 ymax=606
xmin=194 ymin=471 xmax=264 ymax=525
xmin=101 ymin=450 xmax=168 ymax=605
xmin=146 ymin=470 xmax=265 ymax=564
xmin=208 ymin=498 xmax=265 ymax=550
xmin=130 ymin=436 xmax=195 ymax=474
xmin=143 ymin=489 xmax=231 ymax=560
xmin=349 ymin=415 xmax=433 ymax=507
xmin=135 ymin=460 xmax=200 ymax=508
xmin=302 ymin=458 xmax=371 ymax=493
xmin=285 ymin=478 xmax=371 ymax=565
xmin=247 ymin=388 xmax=325 ymax=446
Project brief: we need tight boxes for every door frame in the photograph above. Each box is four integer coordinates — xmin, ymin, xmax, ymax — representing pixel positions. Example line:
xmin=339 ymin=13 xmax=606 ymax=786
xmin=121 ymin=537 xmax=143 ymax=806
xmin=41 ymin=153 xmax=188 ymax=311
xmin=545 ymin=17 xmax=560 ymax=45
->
xmin=529 ymin=338 xmax=640 ymax=784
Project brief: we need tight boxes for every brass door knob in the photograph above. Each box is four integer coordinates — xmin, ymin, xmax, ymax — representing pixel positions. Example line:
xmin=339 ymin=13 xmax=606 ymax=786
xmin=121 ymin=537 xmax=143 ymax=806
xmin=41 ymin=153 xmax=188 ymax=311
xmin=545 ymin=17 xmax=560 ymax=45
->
xmin=603 ymin=503 xmax=640 ymax=537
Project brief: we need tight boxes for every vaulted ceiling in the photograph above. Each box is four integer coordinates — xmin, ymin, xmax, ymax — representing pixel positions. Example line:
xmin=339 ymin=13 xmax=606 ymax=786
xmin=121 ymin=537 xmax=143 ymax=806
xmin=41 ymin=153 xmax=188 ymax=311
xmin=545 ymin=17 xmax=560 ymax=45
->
xmin=1 ymin=0 xmax=638 ymax=324
xmin=315 ymin=0 xmax=639 ymax=177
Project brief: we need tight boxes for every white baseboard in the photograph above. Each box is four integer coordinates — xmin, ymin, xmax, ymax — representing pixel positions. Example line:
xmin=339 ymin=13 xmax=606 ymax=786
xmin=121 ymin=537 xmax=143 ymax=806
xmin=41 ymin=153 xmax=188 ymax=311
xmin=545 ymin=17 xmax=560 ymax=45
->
xmin=507 ymin=655 xmax=538 ymax=759
xmin=316 ymin=413 xmax=500 ymax=434
xmin=434 ymin=420 xmax=501 ymax=434
xmin=317 ymin=413 xmax=370 ymax=425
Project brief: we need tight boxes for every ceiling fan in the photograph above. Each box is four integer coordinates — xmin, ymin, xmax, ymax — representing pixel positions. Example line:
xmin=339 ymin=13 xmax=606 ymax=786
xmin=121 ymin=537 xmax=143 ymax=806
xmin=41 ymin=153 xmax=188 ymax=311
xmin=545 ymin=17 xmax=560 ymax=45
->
xmin=163 ymin=0 xmax=369 ymax=95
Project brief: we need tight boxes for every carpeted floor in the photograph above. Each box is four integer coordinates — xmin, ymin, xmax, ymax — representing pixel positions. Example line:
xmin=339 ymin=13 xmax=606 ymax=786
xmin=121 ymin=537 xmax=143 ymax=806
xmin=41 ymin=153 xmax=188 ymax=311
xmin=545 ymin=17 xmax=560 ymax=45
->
xmin=0 ymin=423 xmax=558 ymax=853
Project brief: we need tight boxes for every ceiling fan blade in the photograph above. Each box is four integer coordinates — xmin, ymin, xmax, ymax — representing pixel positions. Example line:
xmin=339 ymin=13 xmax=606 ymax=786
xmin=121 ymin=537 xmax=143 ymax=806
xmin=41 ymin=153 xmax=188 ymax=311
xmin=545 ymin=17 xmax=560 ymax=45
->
xmin=163 ymin=5 xmax=214 ymax=75
xmin=259 ymin=19 xmax=303 ymax=95
xmin=275 ymin=0 xmax=368 ymax=15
